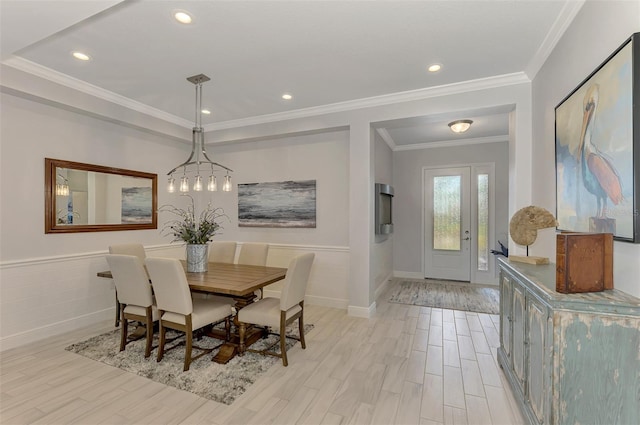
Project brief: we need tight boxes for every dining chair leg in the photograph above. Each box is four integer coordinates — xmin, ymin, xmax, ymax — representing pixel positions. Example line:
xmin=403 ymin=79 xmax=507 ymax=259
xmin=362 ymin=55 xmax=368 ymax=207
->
xmin=184 ymin=327 xmax=193 ymax=371
xmin=298 ymin=320 xmax=306 ymax=349
xmin=225 ymin=317 xmax=231 ymax=341
xmin=280 ymin=312 xmax=288 ymax=367
xmin=115 ymin=291 xmax=120 ymax=327
xmin=238 ymin=322 xmax=246 ymax=355
xmin=119 ymin=310 xmax=128 ymax=352
xmin=144 ymin=306 xmax=153 ymax=358
xmin=298 ymin=302 xmax=306 ymax=349
xmin=157 ymin=322 xmax=166 ymax=362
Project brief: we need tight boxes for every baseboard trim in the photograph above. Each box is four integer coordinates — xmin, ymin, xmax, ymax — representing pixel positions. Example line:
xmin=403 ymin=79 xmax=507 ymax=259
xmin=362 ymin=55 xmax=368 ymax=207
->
xmin=374 ymin=272 xmax=394 ymax=301
xmin=347 ymin=302 xmax=376 ymax=318
xmin=394 ymin=271 xmax=424 ymax=279
xmin=0 ymin=308 xmax=114 ymax=352
xmin=263 ymin=290 xmax=348 ymax=309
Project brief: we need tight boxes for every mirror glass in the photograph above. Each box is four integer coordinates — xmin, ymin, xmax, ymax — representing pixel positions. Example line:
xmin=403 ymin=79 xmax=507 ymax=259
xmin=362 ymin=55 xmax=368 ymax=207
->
xmin=45 ymin=158 xmax=157 ymax=233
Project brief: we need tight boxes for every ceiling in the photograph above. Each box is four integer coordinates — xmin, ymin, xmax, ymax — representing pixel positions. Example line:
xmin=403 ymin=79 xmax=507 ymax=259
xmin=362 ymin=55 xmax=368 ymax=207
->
xmin=1 ymin=1 xmax=580 ymax=147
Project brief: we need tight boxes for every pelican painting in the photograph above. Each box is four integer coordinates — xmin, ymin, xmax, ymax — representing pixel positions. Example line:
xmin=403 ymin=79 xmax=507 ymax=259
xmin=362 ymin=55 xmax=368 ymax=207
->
xmin=555 ymin=37 xmax=635 ymax=240
xmin=577 ymin=84 xmax=623 ymax=219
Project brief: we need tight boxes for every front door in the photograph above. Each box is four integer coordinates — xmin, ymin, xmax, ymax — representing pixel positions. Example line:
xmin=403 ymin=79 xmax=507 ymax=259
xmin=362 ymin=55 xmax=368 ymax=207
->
xmin=424 ymin=167 xmax=471 ymax=281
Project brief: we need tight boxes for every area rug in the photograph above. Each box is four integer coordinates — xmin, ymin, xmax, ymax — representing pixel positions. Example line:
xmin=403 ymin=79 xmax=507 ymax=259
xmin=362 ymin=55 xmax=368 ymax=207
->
xmin=65 ymin=324 xmax=313 ymax=405
xmin=389 ymin=279 xmax=500 ymax=314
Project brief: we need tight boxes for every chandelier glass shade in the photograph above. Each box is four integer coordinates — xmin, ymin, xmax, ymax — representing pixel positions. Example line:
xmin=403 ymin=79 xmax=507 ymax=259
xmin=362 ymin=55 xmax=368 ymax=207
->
xmin=56 ymin=173 xmax=70 ymax=196
xmin=167 ymin=74 xmax=233 ymax=193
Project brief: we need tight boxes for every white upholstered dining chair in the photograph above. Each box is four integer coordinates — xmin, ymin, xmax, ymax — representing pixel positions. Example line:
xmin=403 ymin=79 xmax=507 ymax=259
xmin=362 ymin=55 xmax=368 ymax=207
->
xmin=208 ymin=241 xmax=237 ymax=263
xmin=237 ymin=252 xmax=315 ymax=366
xmin=145 ymin=257 xmax=233 ymax=371
xmin=109 ymin=244 xmax=147 ymax=327
xmin=237 ymin=242 xmax=269 ymax=266
xmin=105 ymin=254 xmax=158 ymax=358
xmin=238 ymin=242 xmax=269 ymax=299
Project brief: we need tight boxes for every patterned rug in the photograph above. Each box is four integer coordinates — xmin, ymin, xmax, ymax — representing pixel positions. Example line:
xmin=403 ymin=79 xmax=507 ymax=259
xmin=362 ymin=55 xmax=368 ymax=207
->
xmin=65 ymin=324 xmax=313 ymax=405
xmin=389 ymin=279 xmax=500 ymax=314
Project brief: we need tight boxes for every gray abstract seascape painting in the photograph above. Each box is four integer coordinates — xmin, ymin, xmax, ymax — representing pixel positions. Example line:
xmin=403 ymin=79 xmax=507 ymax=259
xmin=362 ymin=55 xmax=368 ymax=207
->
xmin=238 ymin=180 xmax=316 ymax=228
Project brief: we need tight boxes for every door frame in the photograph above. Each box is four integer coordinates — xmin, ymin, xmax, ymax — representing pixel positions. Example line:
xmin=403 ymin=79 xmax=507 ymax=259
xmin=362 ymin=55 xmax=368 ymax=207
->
xmin=422 ymin=162 xmax=496 ymax=284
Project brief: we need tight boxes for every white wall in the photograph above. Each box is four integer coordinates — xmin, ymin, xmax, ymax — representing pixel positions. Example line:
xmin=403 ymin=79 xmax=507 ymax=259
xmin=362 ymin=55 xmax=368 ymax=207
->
xmin=372 ymin=130 xmax=394 ymax=300
xmin=0 ymin=93 xmax=178 ymax=261
xmin=531 ymin=0 xmax=640 ymax=297
xmin=0 ymin=92 xmax=351 ymax=350
xmin=0 ymin=92 xmax=185 ymax=350
xmin=203 ymin=129 xmax=351 ymax=308
xmin=393 ymin=141 xmax=510 ymax=278
xmin=207 ymin=130 xmax=350 ymax=247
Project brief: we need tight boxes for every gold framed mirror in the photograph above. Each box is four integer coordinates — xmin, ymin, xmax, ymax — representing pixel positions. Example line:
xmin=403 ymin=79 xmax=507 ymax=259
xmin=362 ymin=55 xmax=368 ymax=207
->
xmin=45 ymin=158 xmax=157 ymax=233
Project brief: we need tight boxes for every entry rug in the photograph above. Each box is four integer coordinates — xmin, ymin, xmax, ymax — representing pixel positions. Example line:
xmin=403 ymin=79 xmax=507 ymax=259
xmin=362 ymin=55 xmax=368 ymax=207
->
xmin=65 ymin=324 xmax=313 ymax=405
xmin=389 ymin=279 xmax=500 ymax=314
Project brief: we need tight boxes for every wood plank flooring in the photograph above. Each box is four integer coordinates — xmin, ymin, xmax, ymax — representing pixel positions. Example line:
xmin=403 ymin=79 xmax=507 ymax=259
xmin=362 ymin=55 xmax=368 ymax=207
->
xmin=0 ymin=283 xmax=525 ymax=425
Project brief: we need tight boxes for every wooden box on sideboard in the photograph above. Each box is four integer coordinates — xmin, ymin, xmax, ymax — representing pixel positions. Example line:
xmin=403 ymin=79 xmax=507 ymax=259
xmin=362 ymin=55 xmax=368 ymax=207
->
xmin=556 ymin=232 xmax=613 ymax=293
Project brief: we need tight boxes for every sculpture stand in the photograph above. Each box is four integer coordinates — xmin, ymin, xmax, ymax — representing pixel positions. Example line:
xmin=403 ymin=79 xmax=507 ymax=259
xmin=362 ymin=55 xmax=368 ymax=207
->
xmin=509 ymin=246 xmax=549 ymax=265
xmin=509 ymin=255 xmax=549 ymax=265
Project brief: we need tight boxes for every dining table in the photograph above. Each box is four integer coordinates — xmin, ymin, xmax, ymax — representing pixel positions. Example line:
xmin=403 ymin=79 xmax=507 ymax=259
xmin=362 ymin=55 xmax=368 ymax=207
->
xmin=98 ymin=261 xmax=287 ymax=363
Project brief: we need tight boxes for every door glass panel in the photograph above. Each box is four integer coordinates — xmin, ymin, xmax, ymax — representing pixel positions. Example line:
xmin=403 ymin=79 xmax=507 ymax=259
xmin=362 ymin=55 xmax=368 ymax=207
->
xmin=478 ymin=174 xmax=489 ymax=271
xmin=433 ymin=175 xmax=461 ymax=251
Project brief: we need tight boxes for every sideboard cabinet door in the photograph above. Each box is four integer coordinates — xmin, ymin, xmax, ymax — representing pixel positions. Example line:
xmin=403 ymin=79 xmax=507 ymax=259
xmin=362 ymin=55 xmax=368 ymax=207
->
xmin=526 ymin=294 xmax=550 ymax=425
xmin=511 ymin=279 xmax=527 ymax=394
xmin=499 ymin=272 xmax=513 ymax=361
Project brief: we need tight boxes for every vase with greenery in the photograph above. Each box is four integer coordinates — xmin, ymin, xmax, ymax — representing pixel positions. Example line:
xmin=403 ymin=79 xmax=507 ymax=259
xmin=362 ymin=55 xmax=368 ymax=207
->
xmin=159 ymin=195 xmax=225 ymax=272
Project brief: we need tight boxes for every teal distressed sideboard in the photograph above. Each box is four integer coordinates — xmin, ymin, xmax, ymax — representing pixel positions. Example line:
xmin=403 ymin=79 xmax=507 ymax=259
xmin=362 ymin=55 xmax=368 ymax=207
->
xmin=497 ymin=258 xmax=640 ymax=425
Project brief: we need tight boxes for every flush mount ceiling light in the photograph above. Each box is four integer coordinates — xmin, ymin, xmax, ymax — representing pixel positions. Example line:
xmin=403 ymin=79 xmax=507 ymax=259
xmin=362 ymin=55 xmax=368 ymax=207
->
xmin=448 ymin=119 xmax=473 ymax=133
xmin=427 ymin=63 xmax=442 ymax=72
xmin=282 ymin=93 xmax=293 ymax=100
xmin=167 ymin=74 xmax=233 ymax=193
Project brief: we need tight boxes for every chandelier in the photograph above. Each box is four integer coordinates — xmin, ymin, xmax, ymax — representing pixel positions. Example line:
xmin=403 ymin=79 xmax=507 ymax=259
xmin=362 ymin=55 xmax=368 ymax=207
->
xmin=56 ymin=173 xmax=70 ymax=196
xmin=167 ymin=74 xmax=233 ymax=193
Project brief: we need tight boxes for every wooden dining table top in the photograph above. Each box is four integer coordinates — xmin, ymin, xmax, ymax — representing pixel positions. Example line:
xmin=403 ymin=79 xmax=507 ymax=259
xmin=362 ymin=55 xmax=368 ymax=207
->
xmin=97 ymin=261 xmax=288 ymax=297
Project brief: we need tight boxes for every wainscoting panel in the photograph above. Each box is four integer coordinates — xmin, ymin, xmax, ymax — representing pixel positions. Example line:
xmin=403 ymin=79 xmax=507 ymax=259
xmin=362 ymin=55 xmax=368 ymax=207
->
xmin=260 ymin=243 xmax=350 ymax=309
xmin=0 ymin=253 xmax=115 ymax=351
xmin=0 ymin=243 xmax=349 ymax=351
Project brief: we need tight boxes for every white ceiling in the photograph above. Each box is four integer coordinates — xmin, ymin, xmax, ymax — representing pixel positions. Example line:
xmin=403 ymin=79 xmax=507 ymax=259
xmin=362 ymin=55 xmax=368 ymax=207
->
xmin=1 ymin=1 xmax=581 ymax=147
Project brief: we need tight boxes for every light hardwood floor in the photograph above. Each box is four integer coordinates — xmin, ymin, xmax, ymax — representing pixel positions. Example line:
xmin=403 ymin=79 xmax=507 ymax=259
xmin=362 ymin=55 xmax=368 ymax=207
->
xmin=0 ymin=284 xmax=525 ymax=425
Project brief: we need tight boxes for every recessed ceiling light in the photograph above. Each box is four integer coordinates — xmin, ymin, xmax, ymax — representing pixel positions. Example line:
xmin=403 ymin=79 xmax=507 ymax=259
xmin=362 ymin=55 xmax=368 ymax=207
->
xmin=72 ymin=51 xmax=90 ymax=61
xmin=282 ymin=94 xmax=293 ymax=100
xmin=201 ymin=109 xmax=211 ymax=115
xmin=428 ymin=64 xmax=442 ymax=72
xmin=174 ymin=11 xmax=192 ymax=24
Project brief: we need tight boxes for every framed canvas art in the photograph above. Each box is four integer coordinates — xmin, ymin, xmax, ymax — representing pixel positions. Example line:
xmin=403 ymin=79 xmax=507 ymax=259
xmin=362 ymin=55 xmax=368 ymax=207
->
xmin=238 ymin=180 xmax=316 ymax=228
xmin=555 ymin=32 xmax=639 ymax=243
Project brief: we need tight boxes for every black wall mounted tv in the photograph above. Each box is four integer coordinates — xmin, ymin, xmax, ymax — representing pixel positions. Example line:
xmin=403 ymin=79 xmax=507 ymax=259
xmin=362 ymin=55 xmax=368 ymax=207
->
xmin=375 ymin=183 xmax=394 ymax=234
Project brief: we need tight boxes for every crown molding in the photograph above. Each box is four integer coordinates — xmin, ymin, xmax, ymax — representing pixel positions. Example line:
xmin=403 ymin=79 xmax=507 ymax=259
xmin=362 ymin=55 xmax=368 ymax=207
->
xmin=375 ymin=128 xmax=397 ymax=151
xmin=2 ymin=56 xmax=194 ymax=128
xmin=394 ymin=135 xmax=508 ymax=151
xmin=524 ymin=0 xmax=585 ymax=80
xmin=4 ymin=55 xmax=530 ymax=132
xmin=205 ymin=72 xmax=530 ymax=131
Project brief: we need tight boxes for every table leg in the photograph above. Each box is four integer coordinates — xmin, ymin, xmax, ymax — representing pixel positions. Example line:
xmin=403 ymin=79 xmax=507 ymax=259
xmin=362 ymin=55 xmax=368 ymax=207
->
xmin=211 ymin=292 xmax=264 ymax=364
